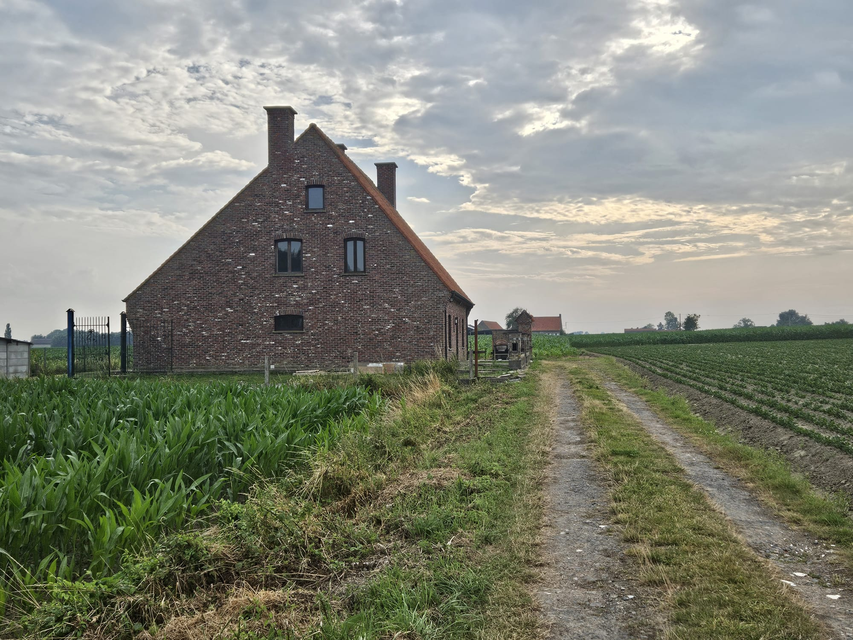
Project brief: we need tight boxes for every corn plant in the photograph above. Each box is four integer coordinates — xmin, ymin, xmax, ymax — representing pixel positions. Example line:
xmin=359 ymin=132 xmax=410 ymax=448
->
xmin=0 ymin=377 xmax=383 ymax=608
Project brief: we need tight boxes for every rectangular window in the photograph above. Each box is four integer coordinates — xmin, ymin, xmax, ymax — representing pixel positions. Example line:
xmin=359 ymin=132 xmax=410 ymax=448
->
xmin=345 ymin=238 xmax=365 ymax=273
xmin=276 ymin=239 xmax=303 ymax=273
xmin=274 ymin=314 xmax=303 ymax=332
xmin=306 ymin=186 xmax=324 ymax=210
xmin=455 ymin=317 xmax=459 ymax=356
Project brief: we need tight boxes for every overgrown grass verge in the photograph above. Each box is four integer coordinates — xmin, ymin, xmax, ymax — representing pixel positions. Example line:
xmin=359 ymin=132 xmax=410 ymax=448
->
xmin=591 ymin=356 xmax=853 ymax=567
xmin=11 ymin=364 xmax=549 ymax=639
xmin=563 ymin=360 xmax=825 ymax=639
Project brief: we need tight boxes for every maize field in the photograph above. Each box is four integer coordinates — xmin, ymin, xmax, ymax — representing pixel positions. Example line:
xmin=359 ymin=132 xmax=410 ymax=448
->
xmin=0 ymin=376 xmax=383 ymax=604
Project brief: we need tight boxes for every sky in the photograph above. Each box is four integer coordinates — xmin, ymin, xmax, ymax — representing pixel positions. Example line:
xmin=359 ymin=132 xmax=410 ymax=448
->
xmin=1 ymin=0 xmax=852 ymax=337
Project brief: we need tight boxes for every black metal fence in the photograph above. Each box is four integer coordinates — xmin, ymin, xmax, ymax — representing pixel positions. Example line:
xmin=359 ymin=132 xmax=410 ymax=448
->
xmin=72 ymin=315 xmax=112 ymax=376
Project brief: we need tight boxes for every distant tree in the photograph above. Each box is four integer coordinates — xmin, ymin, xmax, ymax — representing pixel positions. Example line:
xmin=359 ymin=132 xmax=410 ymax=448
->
xmin=733 ymin=317 xmax=755 ymax=329
xmin=657 ymin=322 xmax=665 ymax=331
xmin=663 ymin=311 xmax=681 ymax=331
xmin=505 ymin=307 xmax=526 ymax=330
xmin=3 ymin=324 xmax=10 ymax=339
xmin=825 ymin=319 xmax=849 ymax=325
xmin=683 ymin=314 xmax=700 ymax=331
xmin=44 ymin=328 xmax=67 ymax=347
xmin=776 ymin=309 xmax=813 ymax=327
xmin=643 ymin=323 xmax=655 ymax=329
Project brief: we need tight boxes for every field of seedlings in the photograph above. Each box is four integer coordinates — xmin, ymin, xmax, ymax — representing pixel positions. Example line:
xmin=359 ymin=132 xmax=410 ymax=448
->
xmin=0 ymin=376 xmax=382 ymax=603
xmin=594 ymin=339 xmax=853 ymax=457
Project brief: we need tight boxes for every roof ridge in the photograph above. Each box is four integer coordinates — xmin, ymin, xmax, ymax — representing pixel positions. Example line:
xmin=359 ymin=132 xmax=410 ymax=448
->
xmin=304 ymin=123 xmax=473 ymax=308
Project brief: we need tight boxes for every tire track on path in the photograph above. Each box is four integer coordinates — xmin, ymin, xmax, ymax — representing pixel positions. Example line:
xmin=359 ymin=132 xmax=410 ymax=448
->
xmin=601 ymin=377 xmax=853 ymax=640
xmin=537 ymin=370 xmax=660 ymax=639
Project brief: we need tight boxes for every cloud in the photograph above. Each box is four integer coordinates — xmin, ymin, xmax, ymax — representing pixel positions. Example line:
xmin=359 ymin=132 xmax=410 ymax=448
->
xmin=1 ymin=0 xmax=852 ymax=333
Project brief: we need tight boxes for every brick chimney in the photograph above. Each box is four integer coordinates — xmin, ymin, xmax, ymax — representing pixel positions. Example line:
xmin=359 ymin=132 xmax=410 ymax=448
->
xmin=263 ymin=106 xmax=297 ymax=170
xmin=375 ymin=162 xmax=398 ymax=208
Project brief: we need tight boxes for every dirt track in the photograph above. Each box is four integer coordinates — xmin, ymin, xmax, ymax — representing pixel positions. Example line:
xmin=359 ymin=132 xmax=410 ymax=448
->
xmin=538 ymin=362 xmax=853 ymax=639
xmin=618 ymin=358 xmax=853 ymax=501
xmin=537 ymin=369 xmax=661 ymax=639
xmin=604 ymin=379 xmax=853 ymax=640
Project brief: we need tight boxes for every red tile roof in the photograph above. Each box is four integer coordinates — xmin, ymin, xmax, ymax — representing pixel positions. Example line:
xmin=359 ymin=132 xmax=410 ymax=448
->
xmin=532 ymin=316 xmax=563 ymax=333
xmin=309 ymin=124 xmax=473 ymax=309
xmin=478 ymin=320 xmax=503 ymax=331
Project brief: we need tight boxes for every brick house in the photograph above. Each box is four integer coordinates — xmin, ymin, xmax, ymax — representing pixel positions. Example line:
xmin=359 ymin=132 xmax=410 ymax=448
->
xmin=476 ymin=320 xmax=503 ymax=335
xmin=124 ymin=106 xmax=473 ymax=371
xmin=531 ymin=314 xmax=563 ymax=335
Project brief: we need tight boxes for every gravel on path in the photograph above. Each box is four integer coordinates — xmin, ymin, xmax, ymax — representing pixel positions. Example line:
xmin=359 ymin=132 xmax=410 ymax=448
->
xmin=603 ymin=379 xmax=853 ymax=640
xmin=537 ymin=370 xmax=660 ymax=639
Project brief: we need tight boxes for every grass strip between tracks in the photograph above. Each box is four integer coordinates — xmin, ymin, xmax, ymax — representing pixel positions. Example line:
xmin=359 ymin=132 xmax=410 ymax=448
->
xmin=592 ymin=356 xmax=853 ymax=569
xmin=564 ymin=360 xmax=824 ymax=640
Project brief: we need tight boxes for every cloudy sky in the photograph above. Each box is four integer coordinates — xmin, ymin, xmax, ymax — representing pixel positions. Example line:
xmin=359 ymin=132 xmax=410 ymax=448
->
xmin=2 ymin=0 xmax=852 ymax=337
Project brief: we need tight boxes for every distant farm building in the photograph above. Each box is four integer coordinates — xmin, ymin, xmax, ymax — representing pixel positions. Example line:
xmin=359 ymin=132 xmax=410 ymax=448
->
xmin=30 ymin=338 xmax=52 ymax=349
xmin=491 ymin=310 xmax=532 ymax=368
xmin=1 ymin=337 xmax=31 ymax=378
xmin=125 ymin=105 xmax=473 ymax=371
xmin=476 ymin=320 xmax=503 ymax=335
xmin=531 ymin=314 xmax=563 ymax=335
xmin=624 ymin=327 xmax=658 ymax=333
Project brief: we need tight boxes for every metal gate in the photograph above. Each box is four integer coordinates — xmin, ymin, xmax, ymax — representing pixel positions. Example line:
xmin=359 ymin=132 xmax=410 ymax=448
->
xmin=72 ymin=315 xmax=112 ymax=376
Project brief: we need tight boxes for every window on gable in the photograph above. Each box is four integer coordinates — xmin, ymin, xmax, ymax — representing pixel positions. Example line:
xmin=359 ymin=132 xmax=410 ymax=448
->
xmin=274 ymin=314 xmax=304 ymax=332
xmin=344 ymin=238 xmax=365 ymax=273
xmin=306 ymin=186 xmax=324 ymax=210
xmin=276 ymin=239 xmax=303 ymax=273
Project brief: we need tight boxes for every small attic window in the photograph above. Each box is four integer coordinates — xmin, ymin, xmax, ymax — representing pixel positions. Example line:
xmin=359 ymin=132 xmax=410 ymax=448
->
xmin=306 ymin=186 xmax=324 ymax=210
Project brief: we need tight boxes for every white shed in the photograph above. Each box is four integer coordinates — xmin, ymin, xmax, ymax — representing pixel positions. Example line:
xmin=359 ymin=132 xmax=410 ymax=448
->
xmin=1 ymin=337 xmax=31 ymax=379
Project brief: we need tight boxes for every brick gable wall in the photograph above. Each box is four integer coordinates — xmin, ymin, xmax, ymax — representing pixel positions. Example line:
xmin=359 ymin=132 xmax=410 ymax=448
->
xmin=125 ymin=123 xmax=470 ymax=370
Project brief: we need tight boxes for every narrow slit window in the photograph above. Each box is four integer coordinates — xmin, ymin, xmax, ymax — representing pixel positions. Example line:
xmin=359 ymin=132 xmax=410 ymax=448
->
xmin=345 ymin=238 xmax=365 ymax=273
xmin=306 ymin=186 xmax=324 ymax=210
xmin=274 ymin=314 xmax=303 ymax=332
xmin=276 ymin=239 xmax=303 ymax=273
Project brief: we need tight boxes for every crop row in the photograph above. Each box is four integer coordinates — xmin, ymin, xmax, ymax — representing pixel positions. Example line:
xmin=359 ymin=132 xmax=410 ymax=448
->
xmin=0 ymin=376 xmax=383 ymax=592
xmin=594 ymin=340 xmax=853 ymax=457
xmin=569 ymin=323 xmax=853 ymax=348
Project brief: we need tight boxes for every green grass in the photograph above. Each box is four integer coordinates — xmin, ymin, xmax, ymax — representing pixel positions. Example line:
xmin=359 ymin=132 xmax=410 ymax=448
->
xmin=563 ymin=360 xmax=825 ymax=639
xmin=13 ymin=365 xmax=550 ymax=639
xmin=592 ymin=356 xmax=853 ymax=564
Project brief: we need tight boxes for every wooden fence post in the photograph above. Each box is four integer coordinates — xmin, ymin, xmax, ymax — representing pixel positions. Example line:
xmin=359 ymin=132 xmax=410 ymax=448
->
xmin=474 ymin=320 xmax=479 ymax=379
xmin=352 ymin=352 xmax=359 ymax=379
xmin=264 ymin=356 xmax=270 ymax=385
